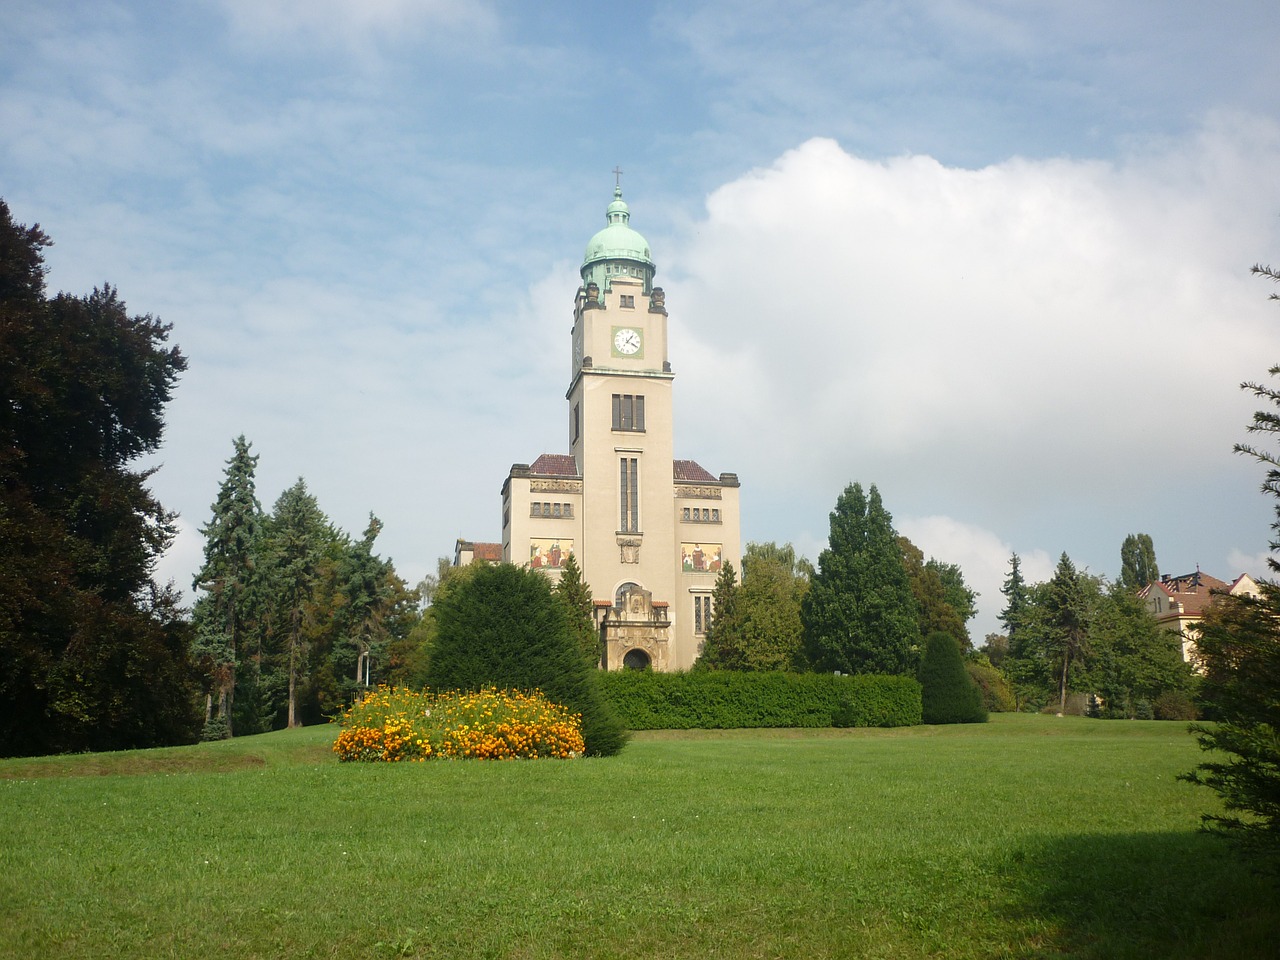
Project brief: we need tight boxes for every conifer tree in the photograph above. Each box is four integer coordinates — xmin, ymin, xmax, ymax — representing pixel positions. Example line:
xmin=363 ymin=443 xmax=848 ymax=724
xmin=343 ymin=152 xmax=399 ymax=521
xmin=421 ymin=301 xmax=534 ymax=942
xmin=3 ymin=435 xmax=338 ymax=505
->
xmin=698 ymin=560 xmax=742 ymax=668
xmin=554 ymin=552 xmax=599 ymax=668
xmin=801 ymin=483 xmax=919 ymax=675
xmin=1184 ymin=284 xmax=1280 ymax=863
xmin=426 ymin=563 xmax=627 ymax=756
xmin=919 ymin=631 xmax=987 ymax=724
xmin=191 ymin=435 xmax=262 ymax=736
xmin=338 ymin=515 xmax=397 ymax=688
xmin=1044 ymin=552 xmax=1090 ymax=714
xmin=258 ymin=479 xmax=336 ymax=729
xmin=1000 ymin=553 xmax=1029 ymax=642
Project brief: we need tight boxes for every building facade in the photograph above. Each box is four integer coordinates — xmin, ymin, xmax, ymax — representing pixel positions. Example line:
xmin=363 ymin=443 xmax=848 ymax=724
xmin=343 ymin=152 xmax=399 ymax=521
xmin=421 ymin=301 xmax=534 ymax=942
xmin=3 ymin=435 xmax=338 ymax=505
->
xmin=1140 ymin=570 xmax=1261 ymax=664
xmin=497 ymin=186 xmax=741 ymax=670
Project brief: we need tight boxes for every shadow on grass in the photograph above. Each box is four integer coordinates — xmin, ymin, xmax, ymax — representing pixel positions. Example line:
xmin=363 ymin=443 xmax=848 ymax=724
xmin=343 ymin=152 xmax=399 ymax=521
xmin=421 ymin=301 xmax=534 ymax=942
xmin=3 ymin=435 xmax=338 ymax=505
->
xmin=1003 ymin=829 xmax=1279 ymax=959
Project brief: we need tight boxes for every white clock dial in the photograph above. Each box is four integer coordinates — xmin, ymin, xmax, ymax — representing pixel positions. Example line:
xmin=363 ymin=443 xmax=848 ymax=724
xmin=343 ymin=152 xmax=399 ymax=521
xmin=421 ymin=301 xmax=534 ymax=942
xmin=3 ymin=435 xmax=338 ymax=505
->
xmin=614 ymin=328 xmax=642 ymax=355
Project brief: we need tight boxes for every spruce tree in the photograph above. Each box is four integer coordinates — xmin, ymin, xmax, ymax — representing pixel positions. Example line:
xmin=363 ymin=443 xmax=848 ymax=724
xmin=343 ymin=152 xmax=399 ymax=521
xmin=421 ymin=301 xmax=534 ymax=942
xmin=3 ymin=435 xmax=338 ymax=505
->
xmin=698 ymin=560 xmax=742 ymax=669
xmin=426 ymin=563 xmax=627 ymax=756
xmin=919 ymin=631 xmax=987 ymax=724
xmin=192 ymin=435 xmax=262 ymax=736
xmin=801 ymin=483 xmax=919 ymax=675
xmin=259 ymin=479 xmax=335 ymax=729
xmin=1044 ymin=553 xmax=1090 ymax=714
xmin=554 ymin=553 xmax=600 ymax=668
xmin=1000 ymin=553 xmax=1029 ymax=642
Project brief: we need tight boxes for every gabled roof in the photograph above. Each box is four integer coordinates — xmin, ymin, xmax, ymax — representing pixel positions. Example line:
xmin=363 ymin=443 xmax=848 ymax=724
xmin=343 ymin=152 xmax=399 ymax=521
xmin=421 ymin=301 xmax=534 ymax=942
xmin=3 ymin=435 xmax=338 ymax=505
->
xmin=530 ymin=454 xmax=580 ymax=477
xmin=1143 ymin=570 xmax=1233 ymax=618
xmin=673 ymin=459 xmax=717 ymax=483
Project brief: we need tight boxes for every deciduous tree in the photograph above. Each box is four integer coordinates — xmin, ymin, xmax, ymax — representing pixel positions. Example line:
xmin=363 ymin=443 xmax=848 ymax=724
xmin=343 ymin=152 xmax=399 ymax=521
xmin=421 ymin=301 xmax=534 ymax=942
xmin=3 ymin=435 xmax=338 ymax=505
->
xmin=1118 ymin=533 xmax=1160 ymax=590
xmin=0 ymin=200 xmax=199 ymax=755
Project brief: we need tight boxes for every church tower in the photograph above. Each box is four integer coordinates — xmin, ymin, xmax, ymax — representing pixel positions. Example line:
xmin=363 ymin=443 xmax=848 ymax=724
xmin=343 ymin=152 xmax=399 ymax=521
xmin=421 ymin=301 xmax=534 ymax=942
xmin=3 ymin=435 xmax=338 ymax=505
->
xmin=499 ymin=184 xmax=740 ymax=670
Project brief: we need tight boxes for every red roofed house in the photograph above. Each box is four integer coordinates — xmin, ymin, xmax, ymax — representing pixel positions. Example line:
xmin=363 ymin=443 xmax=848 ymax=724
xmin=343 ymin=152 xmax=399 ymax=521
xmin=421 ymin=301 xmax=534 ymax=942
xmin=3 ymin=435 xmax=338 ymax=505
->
xmin=462 ymin=185 xmax=742 ymax=671
xmin=1140 ymin=570 xmax=1261 ymax=665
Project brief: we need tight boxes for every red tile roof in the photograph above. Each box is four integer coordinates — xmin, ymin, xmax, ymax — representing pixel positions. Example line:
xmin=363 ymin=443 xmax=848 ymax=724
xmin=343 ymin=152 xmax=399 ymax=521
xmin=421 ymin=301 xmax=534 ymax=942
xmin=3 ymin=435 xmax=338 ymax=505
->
xmin=472 ymin=542 xmax=503 ymax=562
xmin=530 ymin=454 xmax=579 ymax=477
xmin=1141 ymin=571 xmax=1232 ymax=617
xmin=673 ymin=459 xmax=716 ymax=482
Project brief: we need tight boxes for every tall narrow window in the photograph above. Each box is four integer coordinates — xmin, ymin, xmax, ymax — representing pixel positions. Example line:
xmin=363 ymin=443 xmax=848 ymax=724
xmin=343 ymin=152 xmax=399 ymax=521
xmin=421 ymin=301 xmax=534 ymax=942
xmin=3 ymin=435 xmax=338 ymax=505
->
xmin=619 ymin=457 xmax=639 ymax=532
xmin=611 ymin=394 xmax=645 ymax=432
xmin=571 ymin=403 xmax=580 ymax=445
xmin=694 ymin=595 xmax=712 ymax=635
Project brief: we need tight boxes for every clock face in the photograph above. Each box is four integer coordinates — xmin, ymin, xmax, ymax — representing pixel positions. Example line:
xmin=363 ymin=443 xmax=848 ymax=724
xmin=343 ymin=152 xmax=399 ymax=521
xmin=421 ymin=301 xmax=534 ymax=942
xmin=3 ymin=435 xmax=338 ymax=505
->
xmin=612 ymin=327 xmax=643 ymax=357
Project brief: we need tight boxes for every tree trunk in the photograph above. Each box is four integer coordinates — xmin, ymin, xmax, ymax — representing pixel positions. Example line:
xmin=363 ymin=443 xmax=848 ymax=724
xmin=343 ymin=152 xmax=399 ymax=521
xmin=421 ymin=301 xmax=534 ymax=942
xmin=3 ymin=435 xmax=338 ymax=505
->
xmin=288 ymin=625 xmax=299 ymax=729
xmin=1059 ymin=653 xmax=1069 ymax=715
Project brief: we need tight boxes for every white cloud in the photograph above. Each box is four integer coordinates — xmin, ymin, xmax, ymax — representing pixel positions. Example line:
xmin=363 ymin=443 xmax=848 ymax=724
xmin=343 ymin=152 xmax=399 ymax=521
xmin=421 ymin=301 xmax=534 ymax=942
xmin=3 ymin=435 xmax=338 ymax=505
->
xmin=898 ymin=514 xmax=1053 ymax=640
xmin=1226 ymin=548 xmax=1273 ymax=580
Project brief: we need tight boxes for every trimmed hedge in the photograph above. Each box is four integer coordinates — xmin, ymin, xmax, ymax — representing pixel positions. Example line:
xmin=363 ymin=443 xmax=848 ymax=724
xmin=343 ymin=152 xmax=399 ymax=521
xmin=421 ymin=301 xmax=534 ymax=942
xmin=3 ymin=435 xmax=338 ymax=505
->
xmin=598 ymin=670 xmax=921 ymax=730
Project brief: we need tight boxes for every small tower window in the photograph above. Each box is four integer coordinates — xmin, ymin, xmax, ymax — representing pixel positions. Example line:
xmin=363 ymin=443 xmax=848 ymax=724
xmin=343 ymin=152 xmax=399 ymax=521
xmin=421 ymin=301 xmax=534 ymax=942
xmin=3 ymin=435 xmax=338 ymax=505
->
xmin=619 ymin=294 xmax=635 ymax=308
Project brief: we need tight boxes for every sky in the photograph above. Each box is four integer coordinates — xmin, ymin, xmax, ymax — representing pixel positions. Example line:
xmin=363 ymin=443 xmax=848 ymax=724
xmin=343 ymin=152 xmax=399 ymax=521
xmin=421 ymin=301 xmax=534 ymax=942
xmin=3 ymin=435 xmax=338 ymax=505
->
xmin=3 ymin=0 xmax=1280 ymax=641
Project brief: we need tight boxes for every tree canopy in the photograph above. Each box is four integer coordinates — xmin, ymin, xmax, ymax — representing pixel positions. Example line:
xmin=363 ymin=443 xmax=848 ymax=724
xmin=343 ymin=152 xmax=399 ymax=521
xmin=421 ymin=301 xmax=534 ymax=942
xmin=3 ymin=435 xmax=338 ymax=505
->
xmin=425 ymin=563 xmax=626 ymax=756
xmin=801 ymin=483 xmax=919 ymax=675
xmin=0 ymin=200 xmax=200 ymax=756
xmin=1118 ymin=533 xmax=1160 ymax=590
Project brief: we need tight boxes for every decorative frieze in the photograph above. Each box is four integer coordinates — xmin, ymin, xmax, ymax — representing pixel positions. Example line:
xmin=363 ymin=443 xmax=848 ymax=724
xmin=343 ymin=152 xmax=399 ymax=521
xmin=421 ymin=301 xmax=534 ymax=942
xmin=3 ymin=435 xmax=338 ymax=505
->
xmin=675 ymin=484 xmax=722 ymax=500
xmin=530 ymin=479 xmax=583 ymax=494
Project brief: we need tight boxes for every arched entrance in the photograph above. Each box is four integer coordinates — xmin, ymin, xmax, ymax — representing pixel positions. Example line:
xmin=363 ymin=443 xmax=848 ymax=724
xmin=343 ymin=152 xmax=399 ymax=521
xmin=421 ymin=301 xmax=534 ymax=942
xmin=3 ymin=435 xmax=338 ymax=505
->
xmin=622 ymin=648 xmax=651 ymax=671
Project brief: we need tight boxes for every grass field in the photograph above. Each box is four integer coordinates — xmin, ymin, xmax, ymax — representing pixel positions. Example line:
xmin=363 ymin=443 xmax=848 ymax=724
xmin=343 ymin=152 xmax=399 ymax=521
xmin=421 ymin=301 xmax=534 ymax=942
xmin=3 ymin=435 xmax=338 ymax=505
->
xmin=1 ymin=714 xmax=1276 ymax=959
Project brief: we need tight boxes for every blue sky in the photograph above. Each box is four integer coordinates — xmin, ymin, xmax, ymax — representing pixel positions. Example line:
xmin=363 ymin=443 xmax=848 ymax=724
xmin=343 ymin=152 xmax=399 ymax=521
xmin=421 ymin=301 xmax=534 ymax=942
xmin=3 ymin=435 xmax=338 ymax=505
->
xmin=4 ymin=0 xmax=1280 ymax=639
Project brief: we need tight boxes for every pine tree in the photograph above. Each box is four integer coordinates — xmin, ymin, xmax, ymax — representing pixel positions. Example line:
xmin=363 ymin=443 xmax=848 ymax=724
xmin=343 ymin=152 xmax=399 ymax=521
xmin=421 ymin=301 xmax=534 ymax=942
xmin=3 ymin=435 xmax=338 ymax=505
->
xmin=801 ymin=483 xmax=919 ymax=675
xmin=554 ymin=552 xmax=599 ymax=668
xmin=191 ymin=435 xmax=262 ymax=737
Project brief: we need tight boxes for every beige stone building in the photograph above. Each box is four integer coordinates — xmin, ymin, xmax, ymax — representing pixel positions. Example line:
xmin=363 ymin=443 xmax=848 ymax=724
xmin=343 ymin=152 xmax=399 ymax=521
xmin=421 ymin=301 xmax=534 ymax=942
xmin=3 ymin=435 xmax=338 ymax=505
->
xmin=492 ymin=185 xmax=741 ymax=671
xmin=1140 ymin=570 xmax=1261 ymax=664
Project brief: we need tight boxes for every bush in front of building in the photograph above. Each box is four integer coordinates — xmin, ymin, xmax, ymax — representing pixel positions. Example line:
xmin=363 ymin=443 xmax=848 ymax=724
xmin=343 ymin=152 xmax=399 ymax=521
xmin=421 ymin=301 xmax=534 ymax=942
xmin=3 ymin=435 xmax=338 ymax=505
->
xmin=599 ymin=670 xmax=921 ymax=730
xmin=425 ymin=563 xmax=627 ymax=756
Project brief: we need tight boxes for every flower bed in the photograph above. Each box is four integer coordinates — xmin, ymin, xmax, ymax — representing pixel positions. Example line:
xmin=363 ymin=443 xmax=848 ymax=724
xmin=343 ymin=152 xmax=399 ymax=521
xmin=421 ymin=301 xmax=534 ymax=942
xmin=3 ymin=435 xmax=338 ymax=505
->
xmin=333 ymin=686 xmax=584 ymax=762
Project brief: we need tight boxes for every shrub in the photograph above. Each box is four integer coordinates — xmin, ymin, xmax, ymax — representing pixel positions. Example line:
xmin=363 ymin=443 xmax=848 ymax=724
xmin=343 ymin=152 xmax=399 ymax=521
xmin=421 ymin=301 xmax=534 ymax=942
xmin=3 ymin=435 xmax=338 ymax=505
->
xmin=599 ymin=670 xmax=920 ymax=729
xmin=965 ymin=658 xmax=1016 ymax=712
xmin=919 ymin=632 xmax=987 ymax=724
xmin=425 ymin=563 xmax=627 ymax=756
xmin=333 ymin=686 xmax=584 ymax=762
xmin=1153 ymin=689 xmax=1199 ymax=721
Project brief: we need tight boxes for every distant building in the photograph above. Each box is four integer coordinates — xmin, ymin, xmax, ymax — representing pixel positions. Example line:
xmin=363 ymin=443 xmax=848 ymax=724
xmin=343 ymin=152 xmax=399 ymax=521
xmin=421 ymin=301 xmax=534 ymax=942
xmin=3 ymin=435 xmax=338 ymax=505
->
xmin=1140 ymin=570 xmax=1261 ymax=664
xmin=453 ymin=540 xmax=502 ymax=567
xmin=459 ymin=185 xmax=742 ymax=671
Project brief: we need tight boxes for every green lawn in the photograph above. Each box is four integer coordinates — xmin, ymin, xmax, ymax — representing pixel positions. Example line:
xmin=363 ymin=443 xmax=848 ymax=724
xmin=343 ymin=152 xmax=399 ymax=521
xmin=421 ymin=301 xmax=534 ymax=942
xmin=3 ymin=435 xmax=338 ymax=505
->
xmin=1 ymin=714 xmax=1274 ymax=959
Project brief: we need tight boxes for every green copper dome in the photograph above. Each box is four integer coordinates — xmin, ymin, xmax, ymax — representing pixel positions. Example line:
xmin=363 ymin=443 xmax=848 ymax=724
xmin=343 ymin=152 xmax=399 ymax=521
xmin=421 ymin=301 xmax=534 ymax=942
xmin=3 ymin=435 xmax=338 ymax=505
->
xmin=581 ymin=186 xmax=656 ymax=295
